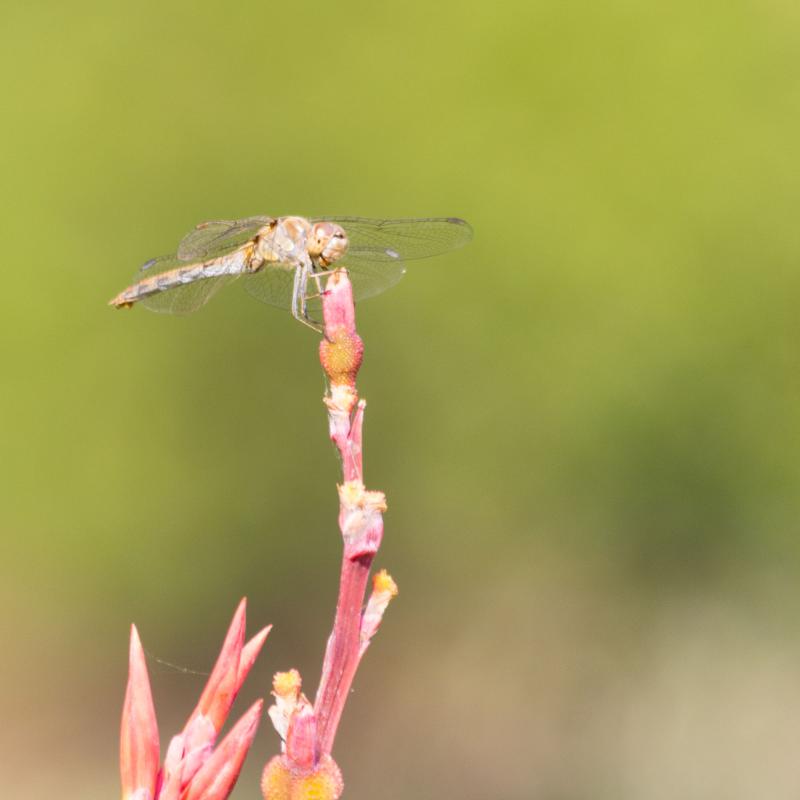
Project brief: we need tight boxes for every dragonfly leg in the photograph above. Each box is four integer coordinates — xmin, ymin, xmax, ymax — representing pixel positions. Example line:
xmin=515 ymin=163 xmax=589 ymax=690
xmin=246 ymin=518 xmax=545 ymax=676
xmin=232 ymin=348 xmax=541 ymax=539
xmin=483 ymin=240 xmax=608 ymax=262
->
xmin=302 ymin=266 xmax=346 ymax=302
xmin=311 ymin=267 xmax=344 ymax=284
xmin=291 ymin=265 xmax=323 ymax=333
xmin=305 ymin=274 xmax=325 ymax=303
xmin=290 ymin=265 xmax=302 ymax=318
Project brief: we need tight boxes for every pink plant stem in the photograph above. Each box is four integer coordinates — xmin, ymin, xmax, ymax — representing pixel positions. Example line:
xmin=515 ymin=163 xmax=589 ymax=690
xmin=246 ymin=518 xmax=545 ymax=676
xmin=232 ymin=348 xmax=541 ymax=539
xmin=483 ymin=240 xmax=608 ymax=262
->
xmin=314 ymin=271 xmax=386 ymax=759
xmin=262 ymin=271 xmax=396 ymax=799
xmin=315 ymin=552 xmax=373 ymax=755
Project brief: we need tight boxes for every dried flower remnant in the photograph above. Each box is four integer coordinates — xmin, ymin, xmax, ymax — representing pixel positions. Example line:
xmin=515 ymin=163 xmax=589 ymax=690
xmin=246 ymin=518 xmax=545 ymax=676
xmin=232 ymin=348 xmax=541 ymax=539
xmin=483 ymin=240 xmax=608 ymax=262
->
xmin=120 ymin=599 xmax=270 ymax=800
xmin=359 ymin=569 xmax=399 ymax=659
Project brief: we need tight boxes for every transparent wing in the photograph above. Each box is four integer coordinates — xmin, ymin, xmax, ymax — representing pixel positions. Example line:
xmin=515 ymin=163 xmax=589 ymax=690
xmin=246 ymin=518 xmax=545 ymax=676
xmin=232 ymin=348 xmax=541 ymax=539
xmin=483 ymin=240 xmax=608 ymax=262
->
xmin=241 ymin=264 xmax=297 ymax=310
xmin=136 ymin=254 xmax=240 ymax=314
xmin=320 ymin=217 xmax=472 ymax=262
xmin=314 ymin=216 xmax=472 ymax=301
xmin=174 ymin=216 xmax=271 ymax=262
xmin=342 ymin=254 xmax=407 ymax=301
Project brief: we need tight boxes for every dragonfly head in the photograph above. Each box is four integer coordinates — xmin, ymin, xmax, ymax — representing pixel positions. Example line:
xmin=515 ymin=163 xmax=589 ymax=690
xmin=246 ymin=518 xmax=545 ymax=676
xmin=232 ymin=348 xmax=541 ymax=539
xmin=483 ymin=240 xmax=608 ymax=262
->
xmin=309 ymin=221 xmax=348 ymax=267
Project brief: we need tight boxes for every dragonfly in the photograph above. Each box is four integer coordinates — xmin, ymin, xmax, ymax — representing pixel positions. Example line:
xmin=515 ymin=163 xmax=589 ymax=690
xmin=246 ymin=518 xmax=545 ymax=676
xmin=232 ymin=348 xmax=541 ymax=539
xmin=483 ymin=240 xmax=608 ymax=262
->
xmin=109 ymin=215 xmax=473 ymax=330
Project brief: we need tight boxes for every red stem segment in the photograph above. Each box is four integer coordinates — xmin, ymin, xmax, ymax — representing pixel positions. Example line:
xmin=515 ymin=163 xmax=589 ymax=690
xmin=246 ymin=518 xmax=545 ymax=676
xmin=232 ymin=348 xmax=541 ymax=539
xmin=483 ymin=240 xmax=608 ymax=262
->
xmin=315 ymin=553 xmax=373 ymax=756
xmin=313 ymin=271 xmax=386 ymax=758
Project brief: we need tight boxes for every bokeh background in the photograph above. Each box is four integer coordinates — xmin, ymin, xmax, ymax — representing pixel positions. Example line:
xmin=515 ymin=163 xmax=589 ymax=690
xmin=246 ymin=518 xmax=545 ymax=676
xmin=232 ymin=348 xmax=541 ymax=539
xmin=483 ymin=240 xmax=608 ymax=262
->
xmin=3 ymin=1 xmax=800 ymax=797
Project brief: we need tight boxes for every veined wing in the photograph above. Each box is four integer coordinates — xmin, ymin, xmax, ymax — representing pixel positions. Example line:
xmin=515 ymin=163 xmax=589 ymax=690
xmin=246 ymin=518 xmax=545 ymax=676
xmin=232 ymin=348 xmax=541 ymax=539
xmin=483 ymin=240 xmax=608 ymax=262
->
xmin=242 ymin=263 xmax=297 ymax=311
xmin=314 ymin=216 xmax=473 ymax=300
xmin=323 ymin=217 xmax=473 ymax=262
xmin=174 ymin=215 xmax=271 ymax=262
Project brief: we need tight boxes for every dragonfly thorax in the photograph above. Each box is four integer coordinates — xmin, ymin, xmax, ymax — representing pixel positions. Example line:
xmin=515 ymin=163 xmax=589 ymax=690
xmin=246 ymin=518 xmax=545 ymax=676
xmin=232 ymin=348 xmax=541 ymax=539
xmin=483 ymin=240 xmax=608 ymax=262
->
xmin=255 ymin=216 xmax=313 ymax=267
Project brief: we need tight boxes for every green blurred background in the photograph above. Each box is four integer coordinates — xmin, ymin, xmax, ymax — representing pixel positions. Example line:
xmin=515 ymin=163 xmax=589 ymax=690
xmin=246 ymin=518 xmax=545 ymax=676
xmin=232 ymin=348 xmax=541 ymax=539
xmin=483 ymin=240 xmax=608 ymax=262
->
xmin=3 ymin=0 xmax=800 ymax=797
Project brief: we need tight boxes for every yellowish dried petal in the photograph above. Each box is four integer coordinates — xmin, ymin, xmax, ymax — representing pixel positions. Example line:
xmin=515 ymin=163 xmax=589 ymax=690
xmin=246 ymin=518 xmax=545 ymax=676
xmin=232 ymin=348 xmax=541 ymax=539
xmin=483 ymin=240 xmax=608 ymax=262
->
xmin=373 ymin=569 xmax=398 ymax=597
xmin=338 ymin=481 xmax=387 ymax=512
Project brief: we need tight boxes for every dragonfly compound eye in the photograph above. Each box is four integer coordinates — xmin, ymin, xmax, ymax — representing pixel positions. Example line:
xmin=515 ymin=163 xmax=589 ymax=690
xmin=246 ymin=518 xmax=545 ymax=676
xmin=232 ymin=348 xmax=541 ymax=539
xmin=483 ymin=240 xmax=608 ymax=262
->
xmin=313 ymin=222 xmax=349 ymax=266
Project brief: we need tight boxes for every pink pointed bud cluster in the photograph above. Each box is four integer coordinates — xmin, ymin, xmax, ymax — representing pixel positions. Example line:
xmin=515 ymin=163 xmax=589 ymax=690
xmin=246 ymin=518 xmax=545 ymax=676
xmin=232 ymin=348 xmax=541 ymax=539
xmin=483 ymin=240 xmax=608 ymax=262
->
xmin=262 ymin=671 xmax=343 ymax=800
xmin=120 ymin=599 xmax=270 ymax=800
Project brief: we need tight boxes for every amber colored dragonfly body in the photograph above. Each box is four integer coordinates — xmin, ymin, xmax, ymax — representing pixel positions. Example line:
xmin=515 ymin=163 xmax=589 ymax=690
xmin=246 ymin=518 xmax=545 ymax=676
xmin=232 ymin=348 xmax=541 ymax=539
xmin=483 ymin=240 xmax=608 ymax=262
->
xmin=110 ymin=215 xmax=472 ymax=330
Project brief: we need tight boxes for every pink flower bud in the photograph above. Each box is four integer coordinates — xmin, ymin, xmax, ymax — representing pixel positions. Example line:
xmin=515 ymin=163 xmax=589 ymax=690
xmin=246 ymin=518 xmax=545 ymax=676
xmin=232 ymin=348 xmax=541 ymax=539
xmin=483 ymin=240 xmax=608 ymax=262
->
xmin=319 ymin=271 xmax=364 ymax=391
xmin=120 ymin=625 xmax=160 ymax=800
xmin=182 ymin=700 xmax=263 ymax=800
xmin=285 ymin=703 xmax=317 ymax=771
xmin=186 ymin=599 xmax=271 ymax=735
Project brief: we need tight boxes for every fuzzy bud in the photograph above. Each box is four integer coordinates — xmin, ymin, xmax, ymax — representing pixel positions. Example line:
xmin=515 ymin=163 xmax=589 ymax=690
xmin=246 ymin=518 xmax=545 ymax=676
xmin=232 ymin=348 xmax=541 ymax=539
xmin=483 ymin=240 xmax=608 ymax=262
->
xmin=319 ymin=271 xmax=363 ymax=391
xmin=261 ymin=754 xmax=343 ymax=800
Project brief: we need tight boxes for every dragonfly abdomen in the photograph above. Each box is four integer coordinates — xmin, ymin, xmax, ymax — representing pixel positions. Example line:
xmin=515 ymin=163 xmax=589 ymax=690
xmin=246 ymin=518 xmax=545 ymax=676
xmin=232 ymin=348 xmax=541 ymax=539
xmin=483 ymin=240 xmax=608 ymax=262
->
xmin=110 ymin=250 xmax=251 ymax=308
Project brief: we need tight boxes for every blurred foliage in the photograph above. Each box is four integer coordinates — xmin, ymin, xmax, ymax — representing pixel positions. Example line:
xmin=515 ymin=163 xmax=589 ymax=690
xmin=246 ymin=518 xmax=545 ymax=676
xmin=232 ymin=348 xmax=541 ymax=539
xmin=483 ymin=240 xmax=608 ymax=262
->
xmin=2 ymin=0 xmax=800 ymax=797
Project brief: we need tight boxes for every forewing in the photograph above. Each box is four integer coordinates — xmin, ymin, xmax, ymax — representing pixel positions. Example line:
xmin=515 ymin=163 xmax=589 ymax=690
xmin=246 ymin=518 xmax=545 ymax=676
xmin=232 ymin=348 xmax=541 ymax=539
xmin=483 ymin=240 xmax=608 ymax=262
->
xmin=315 ymin=217 xmax=472 ymax=301
xmin=175 ymin=216 xmax=271 ymax=262
xmin=320 ymin=217 xmax=472 ymax=262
